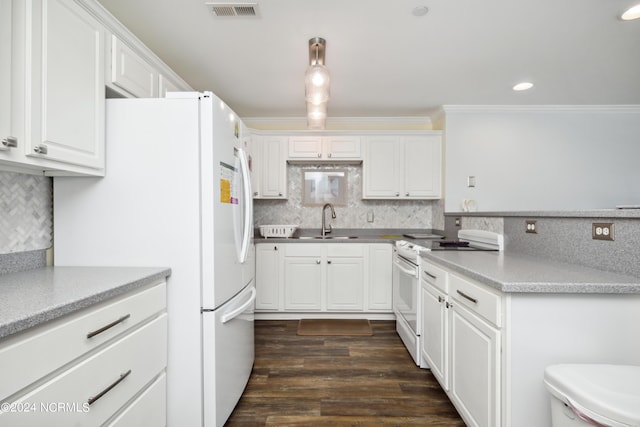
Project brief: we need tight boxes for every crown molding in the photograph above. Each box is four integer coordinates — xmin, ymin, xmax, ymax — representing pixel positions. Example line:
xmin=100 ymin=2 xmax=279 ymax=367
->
xmin=441 ymin=105 xmax=640 ymax=114
xmin=243 ymin=116 xmax=433 ymax=131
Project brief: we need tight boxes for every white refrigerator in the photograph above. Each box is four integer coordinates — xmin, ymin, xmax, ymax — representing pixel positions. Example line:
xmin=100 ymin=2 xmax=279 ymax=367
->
xmin=53 ymin=92 xmax=255 ymax=427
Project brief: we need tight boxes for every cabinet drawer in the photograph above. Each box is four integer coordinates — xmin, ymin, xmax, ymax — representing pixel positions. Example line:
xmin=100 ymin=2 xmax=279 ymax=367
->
xmin=327 ymin=244 xmax=364 ymax=257
xmin=450 ymin=274 xmax=502 ymax=327
xmin=0 ymin=282 xmax=166 ymax=401
xmin=105 ymin=372 xmax=166 ymax=427
xmin=284 ymin=244 xmax=323 ymax=257
xmin=420 ymin=260 xmax=448 ymax=293
xmin=0 ymin=314 xmax=167 ymax=426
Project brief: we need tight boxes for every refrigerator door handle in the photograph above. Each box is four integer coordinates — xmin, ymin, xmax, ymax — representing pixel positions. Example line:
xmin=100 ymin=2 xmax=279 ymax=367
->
xmin=236 ymin=147 xmax=253 ymax=264
xmin=221 ymin=287 xmax=256 ymax=324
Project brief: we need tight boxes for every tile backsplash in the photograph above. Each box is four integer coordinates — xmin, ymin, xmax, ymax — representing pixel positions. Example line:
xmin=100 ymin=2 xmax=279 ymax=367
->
xmin=254 ymin=164 xmax=444 ymax=230
xmin=0 ymin=171 xmax=53 ymax=254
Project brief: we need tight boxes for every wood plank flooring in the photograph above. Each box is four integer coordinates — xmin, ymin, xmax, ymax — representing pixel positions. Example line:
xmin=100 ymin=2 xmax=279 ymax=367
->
xmin=225 ymin=320 xmax=465 ymax=426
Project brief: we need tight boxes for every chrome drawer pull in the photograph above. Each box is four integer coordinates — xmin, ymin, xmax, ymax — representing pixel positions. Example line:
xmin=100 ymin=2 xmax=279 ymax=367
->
xmin=87 ymin=369 xmax=132 ymax=406
xmin=456 ymin=290 xmax=478 ymax=304
xmin=424 ymin=271 xmax=437 ymax=280
xmin=86 ymin=314 xmax=131 ymax=339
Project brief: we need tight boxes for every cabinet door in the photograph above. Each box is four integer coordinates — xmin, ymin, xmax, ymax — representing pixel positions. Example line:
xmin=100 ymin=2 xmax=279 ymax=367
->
xmin=284 ymin=257 xmax=322 ymax=310
xmin=449 ymin=303 xmax=500 ymax=427
xmin=363 ymin=136 xmax=400 ymax=198
xmin=25 ymin=0 xmax=105 ymax=171
xmin=288 ymin=136 xmax=323 ymax=159
xmin=261 ymin=136 xmax=287 ymax=198
xmin=255 ymin=245 xmax=281 ymax=310
xmin=326 ymin=257 xmax=364 ymax=311
xmin=0 ymin=0 xmax=11 ymax=156
xmin=421 ymin=284 xmax=448 ymax=389
xmin=110 ymin=36 xmax=158 ymax=98
xmin=323 ymin=136 xmax=361 ymax=160
xmin=159 ymin=74 xmax=181 ymax=97
xmin=367 ymin=244 xmax=392 ymax=310
xmin=403 ymin=135 xmax=442 ymax=198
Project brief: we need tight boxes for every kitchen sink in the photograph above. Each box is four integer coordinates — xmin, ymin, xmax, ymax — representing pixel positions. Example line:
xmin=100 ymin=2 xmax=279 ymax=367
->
xmin=295 ymin=235 xmax=359 ymax=240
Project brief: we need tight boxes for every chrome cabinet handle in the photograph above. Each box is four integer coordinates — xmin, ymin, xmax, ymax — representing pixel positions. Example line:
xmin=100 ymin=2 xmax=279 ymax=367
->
xmin=327 ymin=260 xmax=332 ymax=264
xmin=456 ymin=289 xmax=478 ymax=304
xmin=406 ymin=192 xmax=410 ymax=196
xmin=253 ymin=191 xmax=258 ymax=196
xmin=87 ymin=370 xmax=131 ymax=406
xmin=2 ymin=136 xmax=17 ymax=148
xmin=86 ymin=314 xmax=131 ymax=339
xmin=34 ymin=145 xmax=48 ymax=154
xmin=278 ymin=192 xmax=283 ymax=196
xmin=317 ymin=153 xmax=321 ymax=158
xmin=316 ymin=260 xmax=321 ymax=264
xmin=274 ymin=246 xmax=278 ymax=251
xmin=328 ymin=153 xmax=332 ymax=158
xmin=424 ymin=271 xmax=437 ymax=280
xmin=438 ymin=296 xmax=444 ymax=303
xmin=395 ymin=192 xmax=400 ymax=197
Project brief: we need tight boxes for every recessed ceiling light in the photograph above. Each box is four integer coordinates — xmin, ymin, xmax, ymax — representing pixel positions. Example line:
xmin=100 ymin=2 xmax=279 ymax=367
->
xmin=412 ymin=6 xmax=429 ymax=17
xmin=513 ymin=82 xmax=534 ymax=91
xmin=621 ymin=4 xmax=640 ymax=20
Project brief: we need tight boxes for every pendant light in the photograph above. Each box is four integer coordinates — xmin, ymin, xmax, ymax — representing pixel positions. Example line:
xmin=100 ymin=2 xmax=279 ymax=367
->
xmin=305 ymin=37 xmax=330 ymax=129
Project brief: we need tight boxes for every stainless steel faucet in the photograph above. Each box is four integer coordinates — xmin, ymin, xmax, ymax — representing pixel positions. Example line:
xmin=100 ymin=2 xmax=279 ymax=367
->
xmin=321 ymin=203 xmax=336 ymax=237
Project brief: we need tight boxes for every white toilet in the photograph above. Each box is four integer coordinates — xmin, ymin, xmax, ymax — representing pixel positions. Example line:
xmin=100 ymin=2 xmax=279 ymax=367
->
xmin=544 ymin=364 xmax=640 ymax=427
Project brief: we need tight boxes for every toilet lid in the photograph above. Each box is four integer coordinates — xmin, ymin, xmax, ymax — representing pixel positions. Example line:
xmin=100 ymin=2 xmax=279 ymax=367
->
xmin=544 ymin=364 xmax=640 ymax=426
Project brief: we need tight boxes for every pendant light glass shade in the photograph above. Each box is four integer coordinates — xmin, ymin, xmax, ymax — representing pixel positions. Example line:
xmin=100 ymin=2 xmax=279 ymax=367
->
xmin=305 ymin=37 xmax=330 ymax=129
xmin=305 ymin=63 xmax=330 ymax=104
xmin=306 ymin=101 xmax=327 ymax=129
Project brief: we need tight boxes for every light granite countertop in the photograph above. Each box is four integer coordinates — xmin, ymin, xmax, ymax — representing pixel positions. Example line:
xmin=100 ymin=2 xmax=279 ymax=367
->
xmin=420 ymin=250 xmax=640 ymax=293
xmin=0 ymin=266 xmax=171 ymax=340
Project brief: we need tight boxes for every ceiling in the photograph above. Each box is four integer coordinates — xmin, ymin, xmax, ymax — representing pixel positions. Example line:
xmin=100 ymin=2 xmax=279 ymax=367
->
xmin=97 ymin=0 xmax=640 ymax=119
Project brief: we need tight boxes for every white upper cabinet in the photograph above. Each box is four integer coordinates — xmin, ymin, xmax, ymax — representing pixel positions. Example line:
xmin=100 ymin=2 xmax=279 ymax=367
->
xmin=108 ymin=35 xmax=158 ymax=98
xmin=288 ymin=135 xmax=361 ymax=161
xmin=251 ymin=134 xmax=287 ymax=199
xmin=363 ymin=133 xmax=442 ymax=199
xmin=1 ymin=0 xmax=15 ymax=160
xmin=9 ymin=0 xmax=106 ymax=175
xmin=159 ymin=74 xmax=182 ymax=97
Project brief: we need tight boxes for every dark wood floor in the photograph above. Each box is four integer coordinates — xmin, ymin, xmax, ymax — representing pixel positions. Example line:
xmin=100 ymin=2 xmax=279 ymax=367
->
xmin=225 ymin=320 xmax=465 ymax=426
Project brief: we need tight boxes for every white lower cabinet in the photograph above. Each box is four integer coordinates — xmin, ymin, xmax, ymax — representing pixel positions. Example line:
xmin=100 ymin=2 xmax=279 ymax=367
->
xmin=0 ymin=281 xmax=168 ymax=426
xmin=449 ymin=302 xmax=500 ymax=427
xmin=326 ymin=254 xmax=364 ymax=311
xmin=420 ymin=257 xmax=640 ymax=427
xmin=420 ymin=258 xmax=502 ymax=427
xmin=256 ymin=242 xmax=392 ymax=314
xmin=255 ymin=244 xmax=282 ymax=310
xmin=366 ymin=244 xmax=393 ymax=311
xmin=284 ymin=252 xmax=323 ymax=311
xmin=421 ymin=281 xmax=448 ymax=389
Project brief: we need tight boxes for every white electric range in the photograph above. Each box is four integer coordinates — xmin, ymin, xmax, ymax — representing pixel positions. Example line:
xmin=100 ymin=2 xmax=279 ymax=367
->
xmin=393 ymin=230 xmax=504 ymax=365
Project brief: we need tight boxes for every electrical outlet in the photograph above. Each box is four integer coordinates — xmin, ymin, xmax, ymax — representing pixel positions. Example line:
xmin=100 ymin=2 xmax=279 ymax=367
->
xmin=592 ymin=223 xmax=615 ymax=241
xmin=455 ymin=217 xmax=461 ymax=227
xmin=525 ymin=220 xmax=537 ymax=234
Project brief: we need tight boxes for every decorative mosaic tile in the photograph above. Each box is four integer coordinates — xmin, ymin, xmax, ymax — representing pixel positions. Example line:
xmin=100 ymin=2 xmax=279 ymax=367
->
xmin=0 ymin=172 xmax=53 ymax=254
xmin=254 ymin=164 xmax=441 ymax=230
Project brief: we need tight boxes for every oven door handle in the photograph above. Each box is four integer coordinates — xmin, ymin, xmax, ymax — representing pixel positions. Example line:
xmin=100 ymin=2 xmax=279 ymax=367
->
xmin=394 ymin=259 xmax=418 ymax=278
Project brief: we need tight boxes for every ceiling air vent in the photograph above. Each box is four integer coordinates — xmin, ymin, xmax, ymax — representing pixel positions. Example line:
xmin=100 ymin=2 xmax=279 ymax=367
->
xmin=205 ymin=2 xmax=260 ymax=17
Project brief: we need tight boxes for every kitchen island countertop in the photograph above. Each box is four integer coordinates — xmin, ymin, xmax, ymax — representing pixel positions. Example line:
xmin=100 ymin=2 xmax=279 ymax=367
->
xmin=0 ymin=266 xmax=171 ymax=340
xmin=421 ymin=250 xmax=640 ymax=293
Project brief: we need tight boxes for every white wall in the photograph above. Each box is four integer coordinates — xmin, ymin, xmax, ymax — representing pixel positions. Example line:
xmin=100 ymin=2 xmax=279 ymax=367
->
xmin=443 ymin=106 xmax=640 ymax=212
